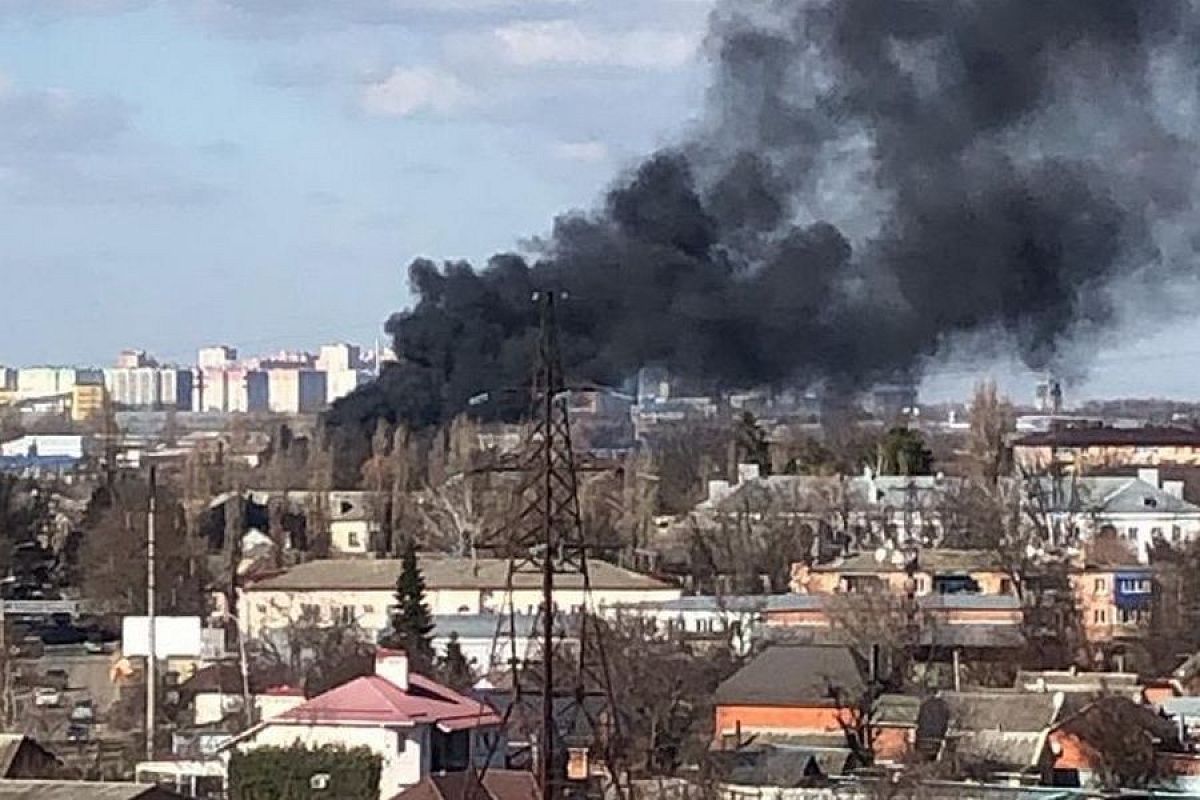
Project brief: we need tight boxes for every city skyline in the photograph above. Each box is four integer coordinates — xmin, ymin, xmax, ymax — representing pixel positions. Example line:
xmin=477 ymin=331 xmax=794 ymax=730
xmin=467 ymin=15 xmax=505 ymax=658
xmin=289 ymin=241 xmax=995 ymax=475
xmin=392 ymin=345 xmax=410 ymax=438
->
xmin=4 ymin=2 xmax=1200 ymax=403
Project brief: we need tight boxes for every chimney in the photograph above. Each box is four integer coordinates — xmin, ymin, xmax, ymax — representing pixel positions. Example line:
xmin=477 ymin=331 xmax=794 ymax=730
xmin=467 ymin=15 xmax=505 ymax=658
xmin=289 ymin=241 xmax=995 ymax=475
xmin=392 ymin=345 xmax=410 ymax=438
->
xmin=375 ymin=648 xmax=409 ymax=691
xmin=1163 ymin=480 xmax=1185 ymax=500
xmin=1137 ymin=468 xmax=1161 ymax=489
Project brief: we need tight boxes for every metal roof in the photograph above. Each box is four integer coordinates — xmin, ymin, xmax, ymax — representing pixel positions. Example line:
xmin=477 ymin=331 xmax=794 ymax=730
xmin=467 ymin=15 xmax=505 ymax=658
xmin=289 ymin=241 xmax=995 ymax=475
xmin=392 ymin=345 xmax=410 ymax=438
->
xmin=714 ymin=645 xmax=867 ymax=707
xmin=246 ymin=556 xmax=676 ymax=593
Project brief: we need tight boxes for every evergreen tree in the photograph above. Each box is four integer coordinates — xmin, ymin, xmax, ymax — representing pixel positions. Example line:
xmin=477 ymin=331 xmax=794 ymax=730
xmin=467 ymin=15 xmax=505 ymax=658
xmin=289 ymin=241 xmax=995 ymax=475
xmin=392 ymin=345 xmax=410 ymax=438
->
xmin=439 ymin=632 xmax=474 ymax=690
xmin=381 ymin=541 xmax=435 ymax=671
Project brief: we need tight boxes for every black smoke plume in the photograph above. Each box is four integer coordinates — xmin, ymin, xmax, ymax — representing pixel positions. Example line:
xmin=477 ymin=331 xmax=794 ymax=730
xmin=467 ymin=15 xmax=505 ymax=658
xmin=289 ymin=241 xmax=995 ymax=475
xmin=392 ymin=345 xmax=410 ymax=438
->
xmin=329 ymin=0 xmax=1200 ymax=437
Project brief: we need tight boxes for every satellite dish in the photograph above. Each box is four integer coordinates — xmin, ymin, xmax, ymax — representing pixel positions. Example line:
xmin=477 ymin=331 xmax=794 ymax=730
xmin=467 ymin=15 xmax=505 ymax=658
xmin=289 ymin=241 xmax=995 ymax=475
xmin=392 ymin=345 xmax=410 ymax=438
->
xmin=874 ymin=547 xmax=889 ymax=563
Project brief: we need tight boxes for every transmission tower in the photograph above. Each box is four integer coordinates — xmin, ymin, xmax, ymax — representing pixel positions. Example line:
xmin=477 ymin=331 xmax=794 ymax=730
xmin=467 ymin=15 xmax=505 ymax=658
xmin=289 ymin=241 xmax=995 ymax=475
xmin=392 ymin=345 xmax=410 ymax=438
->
xmin=487 ymin=291 xmax=626 ymax=800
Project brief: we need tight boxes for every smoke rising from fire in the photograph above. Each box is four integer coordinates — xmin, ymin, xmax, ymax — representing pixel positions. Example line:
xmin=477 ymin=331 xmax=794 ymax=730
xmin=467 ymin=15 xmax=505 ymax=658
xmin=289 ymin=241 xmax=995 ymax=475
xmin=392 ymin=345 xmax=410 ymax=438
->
xmin=332 ymin=0 xmax=1200 ymax=432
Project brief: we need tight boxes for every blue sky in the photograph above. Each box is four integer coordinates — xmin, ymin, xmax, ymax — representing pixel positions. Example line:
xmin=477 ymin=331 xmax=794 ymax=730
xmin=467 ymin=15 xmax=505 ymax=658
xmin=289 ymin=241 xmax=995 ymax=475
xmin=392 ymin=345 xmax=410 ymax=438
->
xmin=2 ymin=0 xmax=1199 ymax=404
xmin=0 ymin=0 xmax=711 ymax=363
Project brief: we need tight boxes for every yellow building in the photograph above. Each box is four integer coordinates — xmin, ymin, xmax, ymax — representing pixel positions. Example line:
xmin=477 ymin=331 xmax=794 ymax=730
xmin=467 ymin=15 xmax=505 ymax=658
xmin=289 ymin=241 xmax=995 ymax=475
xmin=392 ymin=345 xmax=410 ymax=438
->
xmin=70 ymin=384 xmax=108 ymax=422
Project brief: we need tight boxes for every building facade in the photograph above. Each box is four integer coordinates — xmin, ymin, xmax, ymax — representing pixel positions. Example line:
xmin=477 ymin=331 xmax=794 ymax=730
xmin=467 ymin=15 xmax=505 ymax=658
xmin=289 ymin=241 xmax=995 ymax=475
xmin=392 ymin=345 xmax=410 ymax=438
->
xmin=239 ymin=556 xmax=681 ymax=639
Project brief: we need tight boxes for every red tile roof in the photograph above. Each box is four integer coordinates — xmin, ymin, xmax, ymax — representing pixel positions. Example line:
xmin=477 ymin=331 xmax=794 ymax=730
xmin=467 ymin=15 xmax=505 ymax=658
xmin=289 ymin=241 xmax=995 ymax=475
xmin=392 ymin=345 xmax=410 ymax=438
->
xmin=275 ymin=672 xmax=500 ymax=730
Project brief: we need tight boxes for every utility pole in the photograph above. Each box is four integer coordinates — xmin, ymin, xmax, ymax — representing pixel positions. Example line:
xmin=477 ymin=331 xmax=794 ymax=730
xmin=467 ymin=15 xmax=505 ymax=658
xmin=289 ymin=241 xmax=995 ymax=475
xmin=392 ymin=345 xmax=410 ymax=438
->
xmin=483 ymin=292 xmax=626 ymax=800
xmin=145 ymin=466 xmax=157 ymax=762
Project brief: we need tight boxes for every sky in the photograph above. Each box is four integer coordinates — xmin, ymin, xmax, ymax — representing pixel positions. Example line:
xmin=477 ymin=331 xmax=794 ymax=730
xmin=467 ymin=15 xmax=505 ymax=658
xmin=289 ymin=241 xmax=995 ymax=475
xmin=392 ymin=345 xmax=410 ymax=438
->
xmin=2 ymin=0 xmax=1200 ymax=405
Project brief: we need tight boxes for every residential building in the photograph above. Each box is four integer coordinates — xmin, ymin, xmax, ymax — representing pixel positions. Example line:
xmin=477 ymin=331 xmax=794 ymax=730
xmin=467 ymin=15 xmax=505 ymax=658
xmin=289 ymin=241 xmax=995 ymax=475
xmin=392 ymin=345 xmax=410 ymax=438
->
xmin=69 ymin=383 xmax=106 ymax=422
xmin=698 ymin=468 xmax=956 ymax=550
xmin=115 ymin=349 xmax=153 ymax=369
xmin=209 ymin=489 xmax=380 ymax=556
xmin=392 ymin=770 xmax=540 ymax=800
xmin=1037 ymin=469 xmax=1200 ymax=561
xmin=791 ymin=549 xmax=1013 ymax=597
xmin=1047 ymin=694 xmax=1188 ymax=789
xmin=0 ymin=435 xmax=85 ymax=459
xmin=224 ymin=649 xmax=502 ymax=798
xmin=712 ymin=644 xmax=867 ymax=748
xmin=198 ymin=346 xmax=237 ymax=369
xmin=245 ymin=369 xmax=326 ymax=413
xmin=0 ymin=781 xmax=185 ymax=799
xmin=239 ymin=556 xmax=681 ymax=639
xmin=16 ymin=367 xmax=102 ymax=401
xmin=0 ymin=734 xmax=63 ymax=779
xmin=179 ymin=663 xmax=304 ymax=728
xmin=1074 ymin=564 xmax=1155 ymax=649
xmin=873 ymin=691 xmax=1065 ymax=783
xmin=0 ymin=368 xmax=16 ymax=393
xmin=1013 ymin=426 xmax=1200 ymax=473
xmin=105 ymin=366 xmax=193 ymax=410
xmin=196 ymin=365 xmax=251 ymax=413
xmin=317 ymin=343 xmax=370 ymax=404
xmin=431 ymin=614 xmax=540 ymax=671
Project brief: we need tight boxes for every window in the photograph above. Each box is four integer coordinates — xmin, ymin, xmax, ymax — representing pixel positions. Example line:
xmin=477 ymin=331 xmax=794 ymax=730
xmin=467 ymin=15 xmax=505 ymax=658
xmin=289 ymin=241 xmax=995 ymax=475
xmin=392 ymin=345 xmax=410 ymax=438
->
xmin=337 ymin=605 xmax=356 ymax=625
xmin=1093 ymin=608 xmax=1107 ymax=624
xmin=1118 ymin=578 xmax=1151 ymax=594
xmin=1127 ymin=527 xmax=1139 ymax=541
xmin=1093 ymin=578 xmax=1107 ymax=594
xmin=1000 ymin=578 xmax=1013 ymax=595
xmin=1151 ymin=527 xmax=1163 ymax=540
xmin=1118 ymin=608 xmax=1146 ymax=624
xmin=1173 ymin=525 xmax=1183 ymax=542
xmin=347 ymin=531 xmax=361 ymax=548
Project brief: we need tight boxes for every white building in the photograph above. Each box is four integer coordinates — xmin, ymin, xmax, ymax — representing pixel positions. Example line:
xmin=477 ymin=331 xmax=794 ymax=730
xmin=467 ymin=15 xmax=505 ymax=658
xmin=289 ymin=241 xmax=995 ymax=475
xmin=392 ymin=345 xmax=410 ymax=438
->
xmin=239 ymin=556 xmax=681 ymax=639
xmin=1038 ymin=469 xmax=1200 ymax=562
xmin=16 ymin=367 xmax=102 ymax=400
xmin=197 ymin=366 xmax=252 ymax=413
xmin=245 ymin=369 xmax=326 ymax=414
xmin=431 ymin=614 xmax=540 ymax=672
xmin=316 ymin=344 xmax=370 ymax=404
xmin=223 ymin=649 xmax=501 ymax=798
xmin=0 ymin=435 xmax=85 ymax=459
xmin=198 ymin=346 xmax=238 ymax=369
xmin=105 ymin=367 xmax=193 ymax=410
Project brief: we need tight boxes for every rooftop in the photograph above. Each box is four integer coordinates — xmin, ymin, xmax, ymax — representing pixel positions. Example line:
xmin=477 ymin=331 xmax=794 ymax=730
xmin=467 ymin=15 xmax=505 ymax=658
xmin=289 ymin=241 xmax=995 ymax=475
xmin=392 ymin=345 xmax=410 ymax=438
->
xmin=1014 ymin=426 xmax=1200 ymax=448
xmin=812 ymin=549 xmax=1003 ymax=575
xmin=875 ymin=691 xmax=1064 ymax=734
xmin=706 ymin=473 xmax=955 ymax=514
xmin=245 ymin=556 xmax=675 ymax=593
xmin=269 ymin=671 xmax=500 ymax=730
xmin=0 ymin=781 xmax=181 ymax=800
xmin=390 ymin=770 xmax=540 ymax=800
xmin=1030 ymin=476 xmax=1200 ymax=515
xmin=714 ymin=645 xmax=867 ymax=707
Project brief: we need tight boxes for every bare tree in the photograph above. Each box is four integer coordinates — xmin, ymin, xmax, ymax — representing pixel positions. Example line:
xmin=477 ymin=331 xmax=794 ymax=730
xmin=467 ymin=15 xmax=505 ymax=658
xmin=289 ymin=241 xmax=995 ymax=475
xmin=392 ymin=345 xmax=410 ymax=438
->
xmin=965 ymin=381 xmax=1016 ymax=484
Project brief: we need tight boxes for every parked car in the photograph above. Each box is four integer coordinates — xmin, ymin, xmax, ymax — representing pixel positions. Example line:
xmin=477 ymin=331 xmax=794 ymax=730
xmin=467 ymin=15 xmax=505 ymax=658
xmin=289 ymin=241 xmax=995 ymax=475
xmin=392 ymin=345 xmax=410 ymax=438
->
xmin=32 ymin=687 xmax=61 ymax=708
xmin=69 ymin=699 xmax=94 ymax=724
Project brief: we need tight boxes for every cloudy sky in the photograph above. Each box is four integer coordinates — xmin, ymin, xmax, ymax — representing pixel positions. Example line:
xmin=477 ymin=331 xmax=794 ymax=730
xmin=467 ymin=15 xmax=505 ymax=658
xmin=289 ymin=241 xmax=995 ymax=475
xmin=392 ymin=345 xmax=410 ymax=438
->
xmin=1 ymin=0 xmax=1198 ymax=404
xmin=0 ymin=0 xmax=711 ymax=360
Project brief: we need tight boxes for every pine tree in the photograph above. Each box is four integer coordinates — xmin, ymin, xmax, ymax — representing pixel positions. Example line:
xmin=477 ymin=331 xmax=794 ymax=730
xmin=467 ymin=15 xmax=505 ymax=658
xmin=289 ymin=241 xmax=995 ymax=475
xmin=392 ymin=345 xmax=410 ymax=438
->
xmin=439 ymin=633 xmax=474 ymax=690
xmin=382 ymin=541 xmax=435 ymax=671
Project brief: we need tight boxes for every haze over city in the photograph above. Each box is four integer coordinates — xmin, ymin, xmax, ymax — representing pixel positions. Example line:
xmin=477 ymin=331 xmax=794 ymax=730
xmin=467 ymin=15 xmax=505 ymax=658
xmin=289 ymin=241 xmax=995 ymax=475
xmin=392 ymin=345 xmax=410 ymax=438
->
xmin=4 ymin=1 xmax=1200 ymax=403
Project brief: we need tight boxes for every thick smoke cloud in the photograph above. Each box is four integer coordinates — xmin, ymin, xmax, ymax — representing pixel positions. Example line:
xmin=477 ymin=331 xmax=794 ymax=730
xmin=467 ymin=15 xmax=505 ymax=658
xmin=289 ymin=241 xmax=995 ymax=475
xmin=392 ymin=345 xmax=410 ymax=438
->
xmin=331 ymin=0 xmax=1200 ymax=432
